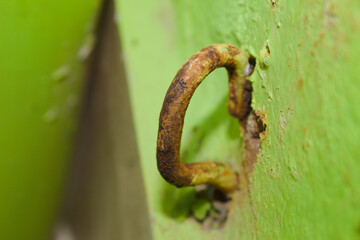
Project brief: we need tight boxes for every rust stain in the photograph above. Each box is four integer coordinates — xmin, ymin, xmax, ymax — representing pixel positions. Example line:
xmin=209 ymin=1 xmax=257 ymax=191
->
xmin=240 ymin=109 xmax=267 ymax=175
xmin=157 ymin=43 xmax=254 ymax=194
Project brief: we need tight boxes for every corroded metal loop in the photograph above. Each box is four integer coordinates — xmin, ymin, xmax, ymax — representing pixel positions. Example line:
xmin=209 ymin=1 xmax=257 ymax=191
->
xmin=157 ymin=43 xmax=252 ymax=194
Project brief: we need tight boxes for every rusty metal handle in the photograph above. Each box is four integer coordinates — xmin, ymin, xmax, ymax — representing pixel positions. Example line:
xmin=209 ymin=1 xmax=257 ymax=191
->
xmin=157 ymin=43 xmax=252 ymax=194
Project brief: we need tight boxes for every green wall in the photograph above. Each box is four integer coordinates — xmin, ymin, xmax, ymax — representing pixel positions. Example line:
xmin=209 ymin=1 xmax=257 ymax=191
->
xmin=116 ymin=0 xmax=360 ymax=239
xmin=2 ymin=0 xmax=359 ymax=239
xmin=0 ymin=1 xmax=101 ymax=239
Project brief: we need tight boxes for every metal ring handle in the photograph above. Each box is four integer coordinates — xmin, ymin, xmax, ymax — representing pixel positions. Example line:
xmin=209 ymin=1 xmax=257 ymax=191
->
xmin=157 ymin=43 xmax=252 ymax=194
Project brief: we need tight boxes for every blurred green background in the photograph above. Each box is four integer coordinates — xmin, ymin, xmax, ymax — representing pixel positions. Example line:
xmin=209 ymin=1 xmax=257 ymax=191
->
xmin=0 ymin=0 xmax=101 ymax=239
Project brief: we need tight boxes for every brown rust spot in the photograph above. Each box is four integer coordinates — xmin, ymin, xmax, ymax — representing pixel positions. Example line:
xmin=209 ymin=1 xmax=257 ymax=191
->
xmin=295 ymin=77 xmax=304 ymax=91
xmin=271 ymin=0 xmax=278 ymax=8
xmin=240 ymin=106 xmax=267 ymax=175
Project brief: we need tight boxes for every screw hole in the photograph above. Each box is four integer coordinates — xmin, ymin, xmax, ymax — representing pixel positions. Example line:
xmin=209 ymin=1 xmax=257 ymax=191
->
xmin=245 ymin=55 xmax=256 ymax=77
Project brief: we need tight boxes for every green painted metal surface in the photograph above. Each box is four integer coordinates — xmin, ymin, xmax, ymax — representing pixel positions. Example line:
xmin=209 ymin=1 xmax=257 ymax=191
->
xmin=0 ymin=1 xmax=101 ymax=239
xmin=116 ymin=0 xmax=360 ymax=239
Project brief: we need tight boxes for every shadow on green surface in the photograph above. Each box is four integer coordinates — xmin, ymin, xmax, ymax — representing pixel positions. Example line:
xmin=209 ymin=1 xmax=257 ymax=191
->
xmin=160 ymin=96 xmax=241 ymax=221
